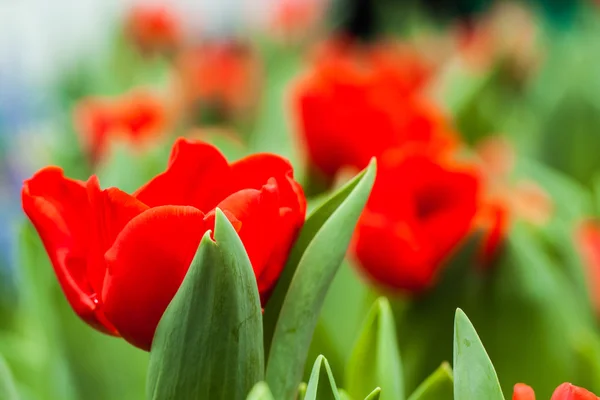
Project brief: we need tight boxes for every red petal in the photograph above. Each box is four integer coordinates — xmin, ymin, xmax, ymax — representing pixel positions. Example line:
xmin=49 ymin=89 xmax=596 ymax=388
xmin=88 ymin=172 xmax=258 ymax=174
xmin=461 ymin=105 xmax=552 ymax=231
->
xmin=86 ymin=176 xmax=148 ymax=296
xmin=551 ymin=383 xmax=599 ymax=400
xmin=21 ymin=167 xmax=114 ymax=333
xmin=102 ymin=206 xmax=207 ymax=351
xmin=134 ymin=138 xmax=231 ymax=211
xmin=217 ymin=180 xmax=281 ymax=298
xmin=230 ymin=154 xmax=306 ymax=219
xmin=513 ymin=383 xmax=536 ymax=400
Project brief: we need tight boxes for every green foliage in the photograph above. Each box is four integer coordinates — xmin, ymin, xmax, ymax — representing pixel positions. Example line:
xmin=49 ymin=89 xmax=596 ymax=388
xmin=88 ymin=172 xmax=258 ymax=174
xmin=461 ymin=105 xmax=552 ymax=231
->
xmin=147 ymin=210 xmax=263 ymax=400
xmin=246 ymin=382 xmax=275 ymax=400
xmin=346 ymin=298 xmax=404 ymax=400
xmin=453 ymin=309 xmax=504 ymax=400
xmin=304 ymin=355 xmax=341 ymax=400
xmin=264 ymin=160 xmax=376 ymax=400
xmin=407 ymin=364 xmax=453 ymax=400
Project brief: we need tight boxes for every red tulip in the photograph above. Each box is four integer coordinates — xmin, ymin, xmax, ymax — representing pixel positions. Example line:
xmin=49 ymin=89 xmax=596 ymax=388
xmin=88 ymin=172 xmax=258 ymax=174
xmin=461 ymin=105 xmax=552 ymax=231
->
xmin=74 ymin=90 xmax=167 ymax=166
xmin=293 ymin=40 xmax=454 ymax=181
xmin=513 ymin=383 xmax=599 ymax=400
xmin=22 ymin=138 xmax=306 ymax=351
xmin=576 ymin=221 xmax=600 ymax=315
xmin=354 ymin=149 xmax=480 ymax=292
xmin=126 ymin=4 xmax=182 ymax=54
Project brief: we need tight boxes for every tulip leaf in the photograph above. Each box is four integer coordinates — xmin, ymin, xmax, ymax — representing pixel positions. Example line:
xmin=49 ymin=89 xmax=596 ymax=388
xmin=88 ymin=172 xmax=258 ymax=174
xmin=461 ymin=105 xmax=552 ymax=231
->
xmin=246 ymin=382 xmax=274 ymax=400
xmin=264 ymin=160 xmax=377 ymax=399
xmin=407 ymin=363 xmax=453 ymax=400
xmin=453 ymin=309 xmax=504 ymax=400
xmin=147 ymin=209 xmax=264 ymax=400
xmin=304 ymin=355 xmax=341 ymax=400
xmin=347 ymin=297 xmax=404 ymax=400
xmin=0 ymin=354 xmax=18 ymax=400
xmin=364 ymin=387 xmax=382 ymax=400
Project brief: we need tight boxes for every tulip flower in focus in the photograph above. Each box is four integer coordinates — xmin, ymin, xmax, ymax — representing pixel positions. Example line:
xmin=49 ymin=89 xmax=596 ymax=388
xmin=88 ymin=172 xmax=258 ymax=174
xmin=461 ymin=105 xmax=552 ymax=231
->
xmin=74 ymin=90 xmax=168 ymax=167
xmin=513 ymin=382 xmax=600 ymax=400
xmin=125 ymin=4 xmax=182 ymax=55
xmin=354 ymin=149 xmax=480 ymax=292
xmin=173 ymin=42 xmax=261 ymax=124
xmin=293 ymin=40 xmax=454 ymax=183
xmin=21 ymin=138 xmax=306 ymax=351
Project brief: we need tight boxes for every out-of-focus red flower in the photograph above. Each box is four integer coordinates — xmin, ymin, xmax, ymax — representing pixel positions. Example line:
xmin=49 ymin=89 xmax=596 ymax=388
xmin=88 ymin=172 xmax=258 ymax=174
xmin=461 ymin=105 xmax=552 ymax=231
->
xmin=474 ymin=136 xmax=552 ymax=265
xmin=513 ymin=383 xmax=599 ymax=400
xmin=173 ymin=42 xmax=261 ymax=120
xmin=269 ymin=0 xmax=325 ymax=41
xmin=126 ymin=4 xmax=182 ymax=54
xmin=22 ymin=138 xmax=306 ymax=351
xmin=293 ymin=40 xmax=454 ymax=181
xmin=354 ymin=149 xmax=480 ymax=292
xmin=576 ymin=221 xmax=600 ymax=315
xmin=74 ymin=90 xmax=167 ymax=166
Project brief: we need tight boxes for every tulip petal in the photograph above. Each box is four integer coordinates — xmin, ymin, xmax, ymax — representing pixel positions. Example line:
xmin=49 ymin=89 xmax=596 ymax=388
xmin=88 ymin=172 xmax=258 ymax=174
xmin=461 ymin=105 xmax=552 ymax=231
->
xmin=134 ymin=138 xmax=231 ymax=211
xmin=103 ymin=205 xmax=206 ymax=351
xmin=21 ymin=167 xmax=114 ymax=332
xmin=513 ymin=384 xmax=536 ymax=400
xmin=217 ymin=180 xmax=281 ymax=299
xmin=551 ymin=383 xmax=599 ymax=400
xmin=86 ymin=176 xmax=148 ymax=296
xmin=231 ymin=154 xmax=306 ymax=218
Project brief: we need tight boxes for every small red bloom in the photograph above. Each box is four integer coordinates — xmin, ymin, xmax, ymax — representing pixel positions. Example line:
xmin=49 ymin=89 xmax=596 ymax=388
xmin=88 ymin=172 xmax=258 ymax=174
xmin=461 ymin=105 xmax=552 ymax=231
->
xmin=293 ymin=40 xmax=454 ymax=181
xmin=576 ymin=221 xmax=600 ymax=315
xmin=174 ymin=42 xmax=261 ymax=120
xmin=126 ymin=4 xmax=182 ymax=54
xmin=354 ymin=150 xmax=480 ymax=292
xmin=74 ymin=90 xmax=167 ymax=165
xmin=22 ymin=138 xmax=306 ymax=351
xmin=513 ymin=382 xmax=599 ymax=400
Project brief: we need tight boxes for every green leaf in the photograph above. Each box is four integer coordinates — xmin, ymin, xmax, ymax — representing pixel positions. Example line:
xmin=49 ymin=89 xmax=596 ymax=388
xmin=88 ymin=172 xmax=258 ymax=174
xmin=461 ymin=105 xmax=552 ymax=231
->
xmin=0 ymin=354 xmax=18 ymax=400
xmin=346 ymin=297 xmax=404 ymax=400
xmin=453 ymin=309 xmax=504 ymax=400
xmin=264 ymin=160 xmax=377 ymax=400
xmin=407 ymin=363 xmax=453 ymax=400
xmin=304 ymin=356 xmax=340 ymax=400
xmin=364 ymin=387 xmax=382 ymax=400
xmin=147 ymin=209 xmax=264 ymax=400
xmin=246 ymin=382 xmax=274 ymax=400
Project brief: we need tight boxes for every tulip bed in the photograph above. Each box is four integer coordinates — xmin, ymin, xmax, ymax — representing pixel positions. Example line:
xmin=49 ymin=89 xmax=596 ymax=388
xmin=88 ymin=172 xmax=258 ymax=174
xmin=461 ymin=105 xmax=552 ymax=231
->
xmin=4 ymin=1 xmax=600 ymax=399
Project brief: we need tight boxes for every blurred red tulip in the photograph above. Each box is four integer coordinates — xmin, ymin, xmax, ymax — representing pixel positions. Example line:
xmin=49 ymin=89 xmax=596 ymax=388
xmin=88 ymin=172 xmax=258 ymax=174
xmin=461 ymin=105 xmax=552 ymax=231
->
xmin=22 ymin=138 xmax=306 ymax=351
xmin=354 ymin=149 xmax=480 ymax=292
xmin=74 ymin=90 xmax=168 ymax=166
xmin=513 ymin=383 xmax=536 ymax=400
xmin=293 ymin=40 xmax=454 ymax=181
xmin=576 ymin=221 xmax=600 ymax=315
xmin=173 ymin=42 xmax=261 ymax=121
xmin=126 ymin=4 xmax=182 ymax=54
xmin=270 ymin=0 xmax=325 ymax=41
xmin=513 ymin=382 xmax=599 ymax=400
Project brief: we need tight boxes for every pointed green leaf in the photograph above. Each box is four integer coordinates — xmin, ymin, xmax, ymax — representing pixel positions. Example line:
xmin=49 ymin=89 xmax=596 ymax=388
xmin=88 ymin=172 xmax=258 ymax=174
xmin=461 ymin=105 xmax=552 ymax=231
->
xmin=246 ymin=382 xmax=274 ymax=400
xmin=346 ymin=297 xmax=404 ymax=400
xmin=304 ymin=356 xmax=341 ymax=400
xmin=453 ymin=309 xmax=504 ymax=400
xmin=147 ymin=209 xmax=264 ymax=400
xmin=265 ymin=160 xmax=377 ymax=399
xmin=407 ymin=363 xmax=453 ymax=400
xmin=0 ymin=354 xmax=18 ymax=400
xmin=364 ymin=387 xmax=382 ymax=400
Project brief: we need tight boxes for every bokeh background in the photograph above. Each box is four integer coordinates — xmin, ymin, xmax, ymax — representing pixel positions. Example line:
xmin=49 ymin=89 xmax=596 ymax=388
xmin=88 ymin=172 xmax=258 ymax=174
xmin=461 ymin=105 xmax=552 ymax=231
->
xmin=2 ymin=0 xmax=600 ymax=399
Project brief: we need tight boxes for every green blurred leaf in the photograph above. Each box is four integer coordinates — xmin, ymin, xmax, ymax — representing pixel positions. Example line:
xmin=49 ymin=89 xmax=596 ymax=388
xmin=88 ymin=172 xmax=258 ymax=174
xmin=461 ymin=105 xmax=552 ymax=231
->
xmin=147 ymin=209 xmax=264 ymax=400
xmin=347 ymin=298 xmax=404 ymax=400
xmin=246 ymin=382 xmax=274 ymax=400
xmin=304 ymin=356 xmax=340 ymax=400
xmin=453 ymin=309 xmax=504 ymax=400
xmin=0 ymin=354 xmax=18 ymax=400
xmin=407 ymin=363 xmax=453 ymax=400
xmin=364 ymin=387 xmax=382 ymax=400
xmin=264 ymin=160 xmax=376 ymax=400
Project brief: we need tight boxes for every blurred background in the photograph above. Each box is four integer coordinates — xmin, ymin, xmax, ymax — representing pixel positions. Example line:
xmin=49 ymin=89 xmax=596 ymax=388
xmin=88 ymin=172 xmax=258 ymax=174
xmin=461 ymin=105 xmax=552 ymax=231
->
xmin=2 ymin=0 xmax=600 ymax=399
